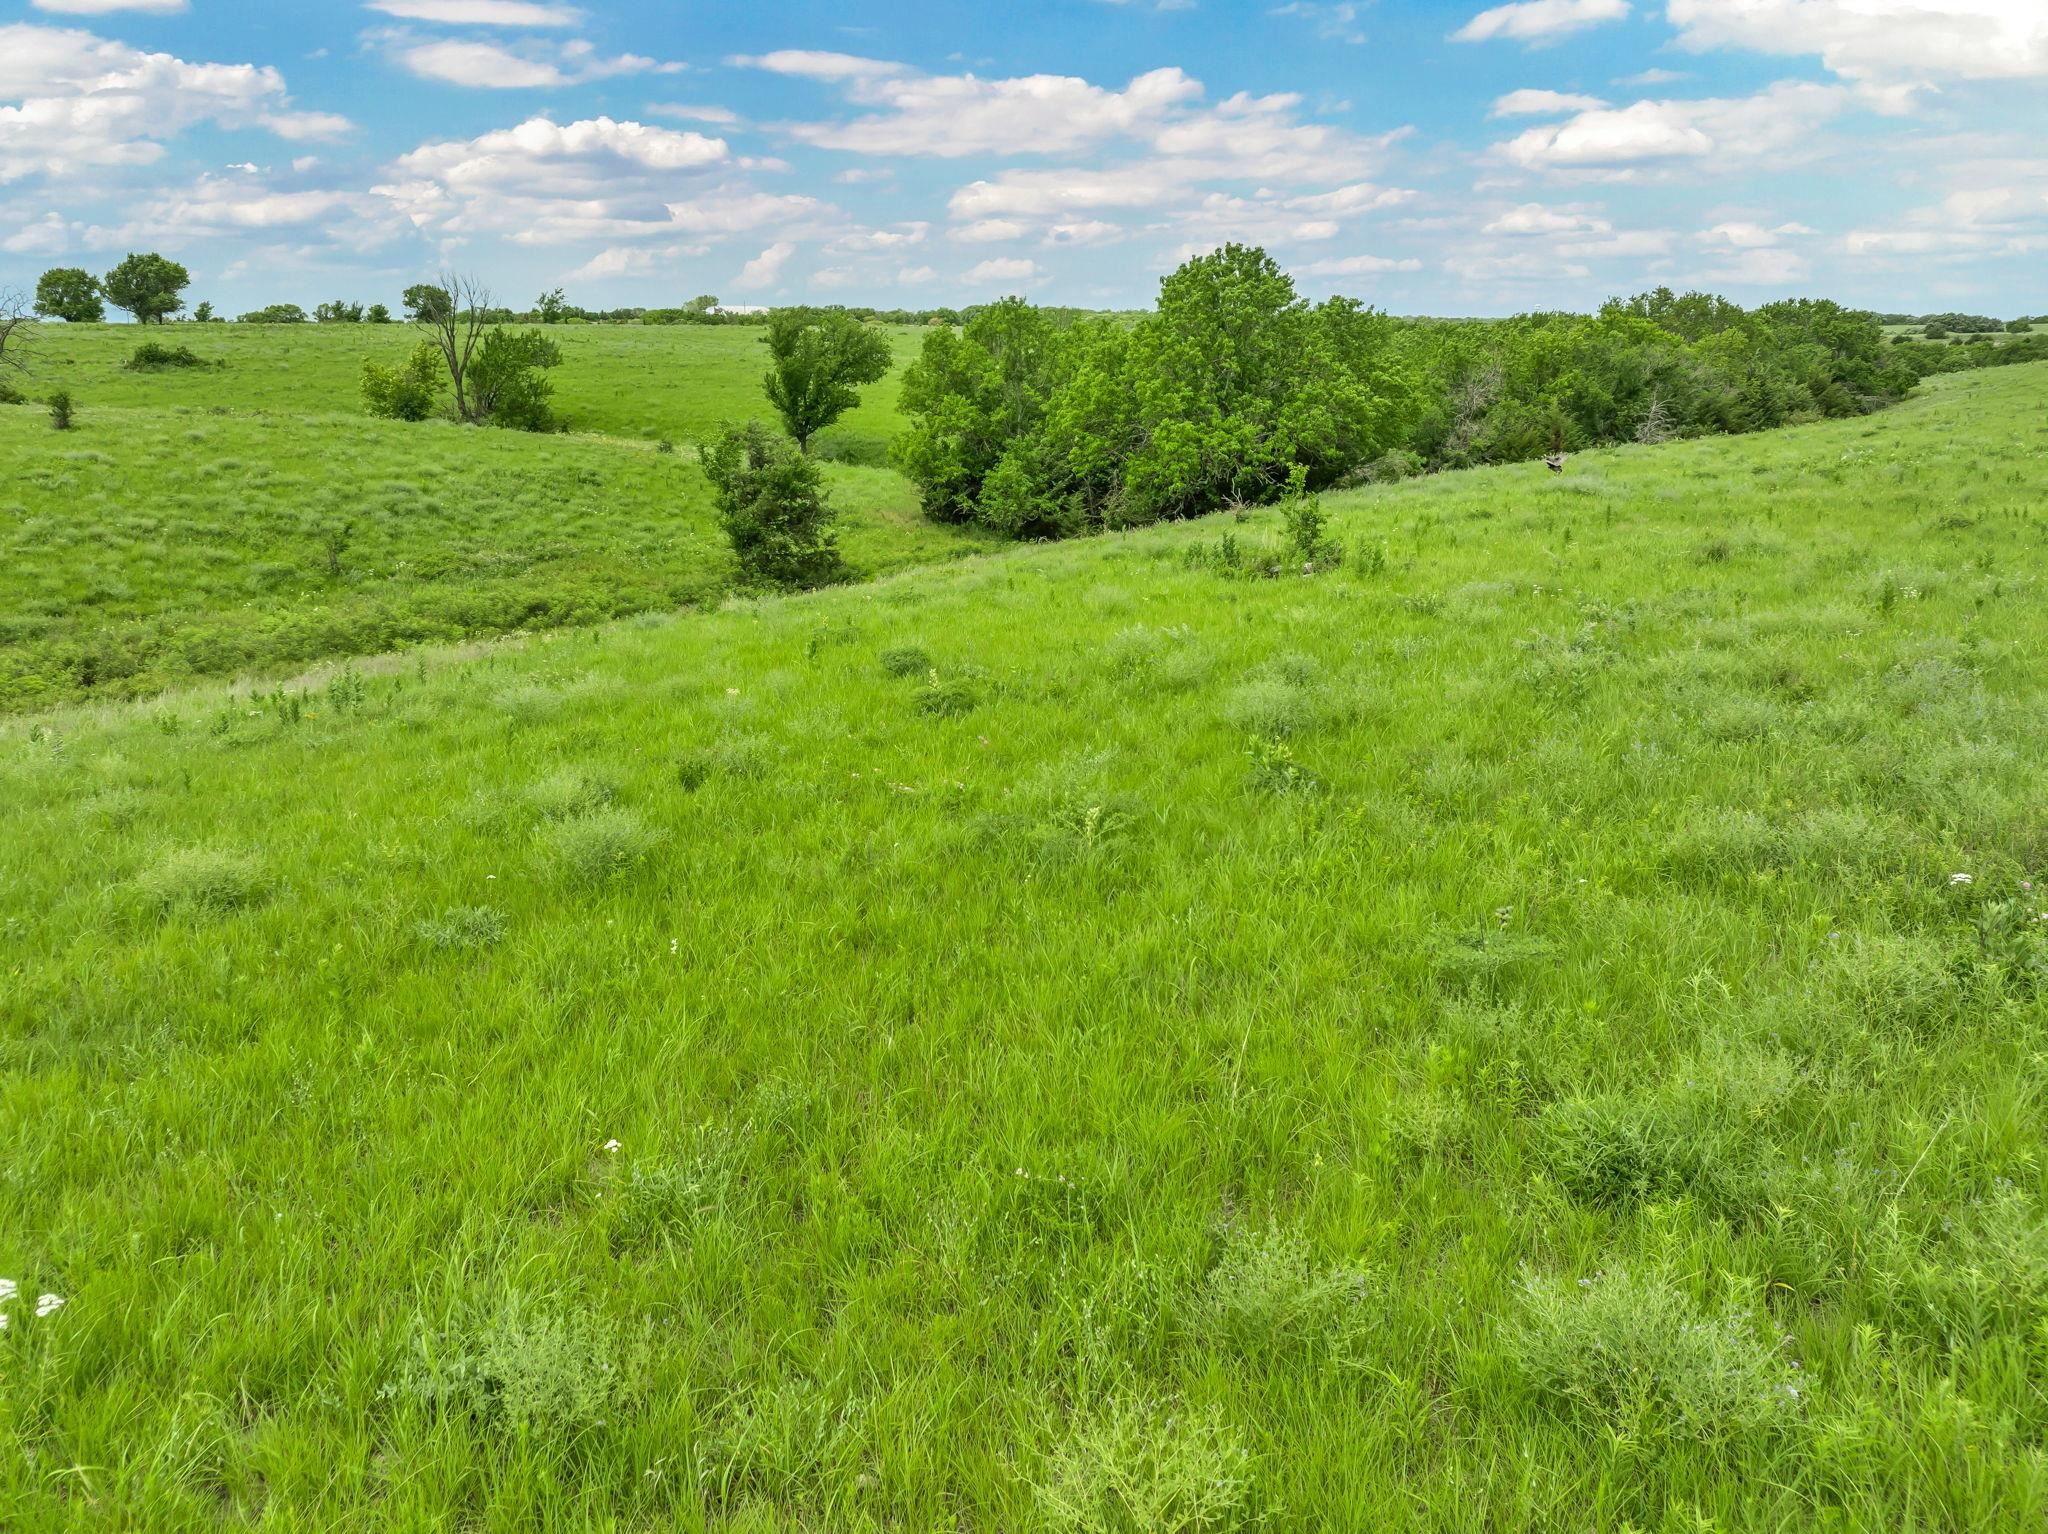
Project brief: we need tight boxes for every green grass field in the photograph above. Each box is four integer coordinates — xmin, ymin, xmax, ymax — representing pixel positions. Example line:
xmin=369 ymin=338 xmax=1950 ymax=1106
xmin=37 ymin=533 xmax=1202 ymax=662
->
xmin=0 ymin=324 xmax=992 ymax=713
xmin=19 ymin=321 xmax=929 ymax=446
xmin=4 ymin=362 xmax=2046 ymax=1529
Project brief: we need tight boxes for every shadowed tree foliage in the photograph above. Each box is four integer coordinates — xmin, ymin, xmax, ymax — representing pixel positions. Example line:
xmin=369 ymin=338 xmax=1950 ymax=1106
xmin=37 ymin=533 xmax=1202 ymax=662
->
xmin=895 ymin=244 xmax=1411 ymax=534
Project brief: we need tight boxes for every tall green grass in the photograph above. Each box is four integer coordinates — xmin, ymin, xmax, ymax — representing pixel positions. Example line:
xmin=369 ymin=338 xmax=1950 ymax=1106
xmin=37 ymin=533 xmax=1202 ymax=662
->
xmin=14 ymin=320 xmax=926 ymax=447
xmin=1 ymin=364 xmax=2046 ymax=1529
xmin=0 ymin=323 xmax=993 ymax=712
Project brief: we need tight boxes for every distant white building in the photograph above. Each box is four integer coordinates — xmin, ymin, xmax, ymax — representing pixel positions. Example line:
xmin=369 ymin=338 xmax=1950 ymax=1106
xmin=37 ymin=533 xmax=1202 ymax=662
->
xmin=710 ymin=304 xmax=770 ymax=316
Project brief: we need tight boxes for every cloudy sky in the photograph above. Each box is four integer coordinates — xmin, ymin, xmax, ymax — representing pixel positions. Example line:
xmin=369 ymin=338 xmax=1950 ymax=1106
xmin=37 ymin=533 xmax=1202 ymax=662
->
xmin=2 ymin=0 xmax=2044 ymax=316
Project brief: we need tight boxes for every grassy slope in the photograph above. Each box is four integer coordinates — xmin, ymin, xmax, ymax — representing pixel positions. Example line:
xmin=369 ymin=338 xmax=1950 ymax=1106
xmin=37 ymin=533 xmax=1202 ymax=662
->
xmin=19 ymin=321 xmax=928 ymax=446
xmin=0 ymin=324 xmax=991 ymax=712
xmin=3 ymin=364 xmax=2047 ymax=1529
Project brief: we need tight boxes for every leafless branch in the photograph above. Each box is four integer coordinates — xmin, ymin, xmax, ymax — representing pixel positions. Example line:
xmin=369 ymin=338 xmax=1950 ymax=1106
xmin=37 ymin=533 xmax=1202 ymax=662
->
xmin=0 ymin=288 xmax=33 ymax=379
xmin=418 ymin=271 xmax=492 ymax=423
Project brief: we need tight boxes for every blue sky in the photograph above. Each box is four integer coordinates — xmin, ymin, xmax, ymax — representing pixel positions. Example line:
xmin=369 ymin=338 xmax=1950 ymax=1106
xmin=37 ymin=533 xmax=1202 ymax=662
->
xmin=3 ymin=0 xmax=2044 ymax=317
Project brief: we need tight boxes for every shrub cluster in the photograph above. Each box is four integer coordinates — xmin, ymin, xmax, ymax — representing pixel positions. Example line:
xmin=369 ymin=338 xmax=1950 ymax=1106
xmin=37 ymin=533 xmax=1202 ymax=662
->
xmin=125 ymin=342 xmax=212 ymax=371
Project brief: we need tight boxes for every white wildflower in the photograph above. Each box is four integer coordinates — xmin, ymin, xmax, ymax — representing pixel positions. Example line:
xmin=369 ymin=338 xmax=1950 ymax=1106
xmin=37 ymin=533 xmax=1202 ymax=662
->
xmin=35 ymin=1294 xmax=63 ymax=1318
xmin=603 ymin=1139 xmax=621 ymax=1153
xmin=0 ymin=1278 xmax=15 ymax=1303
xmin=1949 ymin=873 xmax=1973 ymax=886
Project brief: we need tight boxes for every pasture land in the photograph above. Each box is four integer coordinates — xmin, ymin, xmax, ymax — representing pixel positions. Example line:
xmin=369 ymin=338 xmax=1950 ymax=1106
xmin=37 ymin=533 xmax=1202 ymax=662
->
xmin=3 ymin=362 xmax=2047 ymax=1528
xmin=18 ymin=320 xmax=928 ymax=447
xmin=0 ymin=324 xmax=991 ymax=713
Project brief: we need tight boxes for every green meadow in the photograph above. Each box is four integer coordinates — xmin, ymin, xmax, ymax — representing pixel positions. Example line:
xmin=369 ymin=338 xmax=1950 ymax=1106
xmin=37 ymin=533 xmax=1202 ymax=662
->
xmin=18 ymin=320 xmax=929 ymax=444
xmin=4 ymin=360 xmax=2047 ymax=1528
xmin=0 ymin=324 xmax=990 ymax=713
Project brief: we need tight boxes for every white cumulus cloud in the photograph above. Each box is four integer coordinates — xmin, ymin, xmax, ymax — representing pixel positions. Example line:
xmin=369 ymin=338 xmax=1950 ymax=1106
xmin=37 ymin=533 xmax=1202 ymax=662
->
xmin=1454 ymin=0 xmax=1630 ymax=45
xmin=367 ymin=0 xmax=581 ymax=24
xmin=967 ymin=256 xmax=1038 ymax=283
xmin=0 ymin=23 xmax=351 ymax=184
xmin=736 ymin=240 xmax=796 ymax=288
xmin=1668 ymin=0 xmax=2048 ymax=84
xmin=1494 ymin=81 xmax=1850 ymax=177
xmin=1491 ymin=89 xmax=1609 ymax=116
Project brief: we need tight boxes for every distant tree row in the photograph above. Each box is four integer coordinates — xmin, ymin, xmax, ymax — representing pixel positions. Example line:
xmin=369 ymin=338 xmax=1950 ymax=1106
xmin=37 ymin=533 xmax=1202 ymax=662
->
xmin=22 ymin=257 xmax=998 ymax=333
xmin=34 ymin=255 xmax=190 ymax=324
xmin=1872 ymin=311 xmax=2016 ymax=333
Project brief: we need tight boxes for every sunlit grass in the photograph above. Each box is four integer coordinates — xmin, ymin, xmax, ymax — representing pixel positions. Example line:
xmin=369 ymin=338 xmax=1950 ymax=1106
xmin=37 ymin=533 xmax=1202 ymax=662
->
xmin=0 ymin=323 xmax=994 ymax=710
xmin=1 ymin=364 xmax=2045 ymax=1528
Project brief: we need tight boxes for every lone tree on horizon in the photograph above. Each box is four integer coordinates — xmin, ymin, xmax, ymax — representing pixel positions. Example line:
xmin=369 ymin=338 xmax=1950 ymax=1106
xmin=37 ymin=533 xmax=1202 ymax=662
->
xmin=102 ymin=253 xmax=190 ymax=325
xmin=762 ymin=306 xmax=893 ymax=454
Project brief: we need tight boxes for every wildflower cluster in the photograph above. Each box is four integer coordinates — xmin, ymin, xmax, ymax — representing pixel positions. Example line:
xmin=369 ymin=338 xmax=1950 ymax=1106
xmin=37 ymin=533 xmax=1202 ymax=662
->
xmin=0 ymin=1277 xmax=64 ymax=1332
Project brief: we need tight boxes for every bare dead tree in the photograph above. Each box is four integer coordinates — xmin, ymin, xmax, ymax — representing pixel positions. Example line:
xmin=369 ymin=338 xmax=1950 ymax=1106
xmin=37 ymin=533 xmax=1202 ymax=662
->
xmin=416 ymin=272 xmax=491 ymax=423
xmin=1635 ymin=387 xmax=1676 ymax=445
xmin=1442 ymin=358 xmax=1501 ymax=467
xmin=0 ymin=287 xmax=34 ymax=382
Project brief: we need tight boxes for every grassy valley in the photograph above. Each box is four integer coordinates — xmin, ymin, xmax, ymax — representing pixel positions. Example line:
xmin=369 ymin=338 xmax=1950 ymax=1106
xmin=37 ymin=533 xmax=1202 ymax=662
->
xmin=3 ymin=362 xmax=2046 ymax=1528
xmin=0 ymin=324 xmax=993 ymax=712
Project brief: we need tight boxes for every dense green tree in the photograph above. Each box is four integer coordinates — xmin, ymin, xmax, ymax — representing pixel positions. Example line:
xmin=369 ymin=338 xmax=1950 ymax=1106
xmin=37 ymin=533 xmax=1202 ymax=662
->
xmin=894 ymin=297 xmax=1066 ymax=524
xmin=762 ymin=307 xmax=894 ymax=452
xmin=366 ymin=303 xmax=392 ymax=324
xmin=468 ymin=327 xmax=562 ymax=431
xmin=239 ymin=304 xmax=308 ymax=324
xmin=35 ymin=267 xmax=104 ymax=323
xmin=403 ymin=284 xmax=452 ymax=323
xmin=899 ymin=247 xmax=1408 ymax=532
xmin=315 ymin=300 xmax=365 ymax=323
xmin=535 ymin=288 xmax=568 ymax=323
xmin=700 ymin=421 xmax=845 ymax=588
xmin=102 ymin=253 xmax=190 ymax=325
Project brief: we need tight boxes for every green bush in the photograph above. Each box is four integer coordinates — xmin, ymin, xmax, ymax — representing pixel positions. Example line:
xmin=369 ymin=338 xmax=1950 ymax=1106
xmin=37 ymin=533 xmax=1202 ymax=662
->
xmin=125 ymin=342 xmax=210 ymax=371
xmin=47 ymin=390 xmax=74 ymax=431
xmin=470 ymin=326 xmax=562 ymax=431
xmin=1540 ymin=1092 xmax=1766 ymax=1216
xmin=361 ymin=341 xmax=447 ymax=422
xmin=414 ymin=905 xmax=508 ymax=951
xmin=879 ymin=644 xmax=932 ymax=678
xmin=700 ymin=421 xmax=846 ymax=589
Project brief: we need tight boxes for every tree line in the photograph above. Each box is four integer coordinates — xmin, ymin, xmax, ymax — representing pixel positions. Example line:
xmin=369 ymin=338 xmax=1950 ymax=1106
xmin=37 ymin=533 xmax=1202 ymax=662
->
xmin=886 ymin=247 xmax=2048 ymax=538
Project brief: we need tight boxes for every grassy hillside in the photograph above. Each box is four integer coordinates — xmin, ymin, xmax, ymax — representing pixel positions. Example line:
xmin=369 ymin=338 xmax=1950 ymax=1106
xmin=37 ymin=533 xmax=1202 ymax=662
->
xmin=0 ymin=324 xmax=992 ymax=713
xmin=3 ymin=363 xmax=2046 ymax=1529
xmin=18 ymin=321 xmax=927 ymax=447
